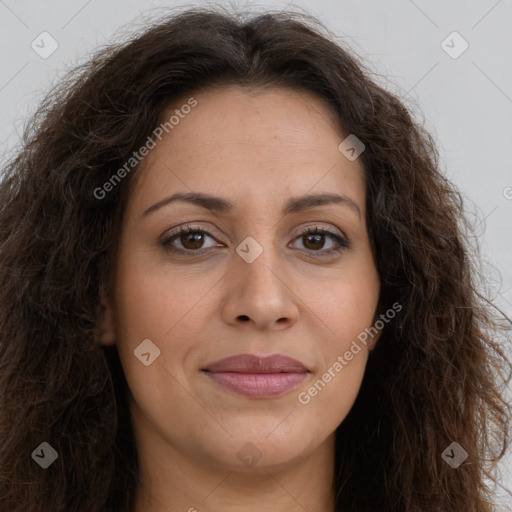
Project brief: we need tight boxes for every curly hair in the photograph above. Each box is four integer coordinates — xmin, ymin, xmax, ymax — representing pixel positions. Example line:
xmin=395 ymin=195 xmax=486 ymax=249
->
xmin=0 ymin=6 xmax=510 ymax=512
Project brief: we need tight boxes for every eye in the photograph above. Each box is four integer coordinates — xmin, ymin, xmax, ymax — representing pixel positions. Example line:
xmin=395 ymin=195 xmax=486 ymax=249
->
xmin=160 ymin=225 xmax=222 ymax=254
xmin=290 ymin=226 xmax=349 ymax=257
xmin=160 ymin=224 xmax=349 ymax=257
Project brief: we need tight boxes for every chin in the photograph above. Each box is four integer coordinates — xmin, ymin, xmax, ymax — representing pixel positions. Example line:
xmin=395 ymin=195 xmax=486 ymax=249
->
xmin=199 ymin=430 xmax=315 ymax=472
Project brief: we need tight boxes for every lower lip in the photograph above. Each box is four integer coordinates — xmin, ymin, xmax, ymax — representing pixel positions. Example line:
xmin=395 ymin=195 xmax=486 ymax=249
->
xmin=202 ymin=371 xmax=308 ymax=398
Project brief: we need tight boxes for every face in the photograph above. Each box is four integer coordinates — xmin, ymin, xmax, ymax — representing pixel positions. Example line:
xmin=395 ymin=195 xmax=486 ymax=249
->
xmin=99 ymin=85 xmax=381 ymax=474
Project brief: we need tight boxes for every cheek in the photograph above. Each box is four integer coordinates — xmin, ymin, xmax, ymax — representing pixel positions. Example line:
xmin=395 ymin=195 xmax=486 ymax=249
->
xmin=111 ymin=256 xmax=213 ymax=410
xmin=111 ymin=261 xmax=200 ymax=435
xmin=307 ymin=269 xmax=379 ymax=350
xmin=296 ymin=351 xmax=368 ymax=441
xmin=113 ymin=253 xmax=204 ymax=342
xmin=295 ymin=282 xmax=376 ymax=418
xmin=299 ymin=270 xmax=378 ymax=402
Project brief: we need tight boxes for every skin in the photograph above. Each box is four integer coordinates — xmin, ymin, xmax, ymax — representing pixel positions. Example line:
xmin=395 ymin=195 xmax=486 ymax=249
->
xmin=98 ymin=85 xmax=381 ymax=512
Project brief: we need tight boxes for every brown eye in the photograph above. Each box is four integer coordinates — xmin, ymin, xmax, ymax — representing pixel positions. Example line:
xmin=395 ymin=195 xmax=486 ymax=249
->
xmin=161 ymin=226 xmax=221 ymax=253
xmin=302 ymin=232 xmax=325 ymax=250
xmin=179 ymin=231 xmax=205 ymax=250
xmin=291 ymin=227 xmax=349 ymax=257
xmin=161 ymin=225 xmax=349 ymax=258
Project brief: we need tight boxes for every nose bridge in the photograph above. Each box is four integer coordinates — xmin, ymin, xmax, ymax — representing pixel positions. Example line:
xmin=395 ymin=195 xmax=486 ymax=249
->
xmin=221 ymin=227 xmax=298 ymax=328
xmin=231 ymin=200 xmax=278 ymax=264
xmin=235 ymin=231 xmax=282 ymax=295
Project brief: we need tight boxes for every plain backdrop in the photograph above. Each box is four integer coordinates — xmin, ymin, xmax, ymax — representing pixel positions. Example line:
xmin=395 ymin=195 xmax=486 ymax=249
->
xmin=1 ymin=0 xmax=511 ymax=505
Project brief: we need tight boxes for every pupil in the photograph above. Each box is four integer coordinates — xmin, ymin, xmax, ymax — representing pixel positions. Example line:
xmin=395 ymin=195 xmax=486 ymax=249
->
xmin=306 ymin=233 xmax=323 ymax=250
xmin=183 ymin=232 xmax=203 ymax=249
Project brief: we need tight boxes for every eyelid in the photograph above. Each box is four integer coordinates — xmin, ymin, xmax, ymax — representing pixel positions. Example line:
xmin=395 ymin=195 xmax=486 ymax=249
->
xmin=162 ymin=221 xmax=346 ymax=243
xmin=291 ymin=225 xmax=349 ymax=255
xmin=293 ymin=222 xmax=345 ymax=238
xmin=162 ymin=222 xmax=227 ymax=243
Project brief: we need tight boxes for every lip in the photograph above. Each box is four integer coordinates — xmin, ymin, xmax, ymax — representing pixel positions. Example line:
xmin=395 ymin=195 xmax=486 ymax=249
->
xmin=201 ymin=354 xmax=310 ymax=398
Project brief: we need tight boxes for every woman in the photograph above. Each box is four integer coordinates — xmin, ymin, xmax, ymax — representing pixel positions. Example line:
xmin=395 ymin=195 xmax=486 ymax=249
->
xmin=0 ymin=6 xmax=510 ymax=512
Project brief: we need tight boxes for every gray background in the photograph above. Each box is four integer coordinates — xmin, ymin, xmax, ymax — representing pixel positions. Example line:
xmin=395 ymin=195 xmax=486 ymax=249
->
xmin=1 ymin=0 xmax=511 ymax=505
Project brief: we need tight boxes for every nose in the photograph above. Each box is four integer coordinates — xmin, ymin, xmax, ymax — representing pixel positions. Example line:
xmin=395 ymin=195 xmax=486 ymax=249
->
xmin=220 ymin=243 xmax=299 ymax=332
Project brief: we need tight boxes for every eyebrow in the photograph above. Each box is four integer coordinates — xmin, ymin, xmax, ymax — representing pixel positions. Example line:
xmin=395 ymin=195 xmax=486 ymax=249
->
xmin=141 ymin=191 xmax=362 ymax=219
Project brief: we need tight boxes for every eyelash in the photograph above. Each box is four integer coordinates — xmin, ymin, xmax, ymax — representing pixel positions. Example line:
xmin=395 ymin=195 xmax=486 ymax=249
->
xmin=160 ymin=225 xmax=349 ymax=258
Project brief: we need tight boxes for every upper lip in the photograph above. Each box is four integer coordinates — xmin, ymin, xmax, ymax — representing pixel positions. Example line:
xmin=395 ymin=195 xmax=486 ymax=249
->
xmin=202 ymin=354 xmax=309 ymax=374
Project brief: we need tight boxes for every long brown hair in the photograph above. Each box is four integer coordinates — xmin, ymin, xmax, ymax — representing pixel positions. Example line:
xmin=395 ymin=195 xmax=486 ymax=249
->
xmin=0 ymin=6 xmax=510 ymax=511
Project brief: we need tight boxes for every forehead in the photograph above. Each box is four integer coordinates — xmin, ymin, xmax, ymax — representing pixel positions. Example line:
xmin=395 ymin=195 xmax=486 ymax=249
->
xmin=160 ymin=85 xmax=346 ymax=154
xmin=127 ymin=85 xmax=366 ymax=216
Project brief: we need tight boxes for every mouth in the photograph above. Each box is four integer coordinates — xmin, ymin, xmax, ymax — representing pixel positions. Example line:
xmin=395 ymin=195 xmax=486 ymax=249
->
xmin=201 ymin=353 xmax=310 ymax=399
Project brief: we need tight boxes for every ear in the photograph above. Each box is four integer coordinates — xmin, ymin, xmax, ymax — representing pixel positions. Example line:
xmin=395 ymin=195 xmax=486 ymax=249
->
xmin=367 ymin=328 xmax=382 ymax=352
xmin=97 ymin=289 xmax=117 ymax=346
xmin=367 ymin=311 xmax=385 ymax=352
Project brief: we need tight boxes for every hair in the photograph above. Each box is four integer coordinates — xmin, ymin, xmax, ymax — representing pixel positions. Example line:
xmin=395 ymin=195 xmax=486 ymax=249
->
xmin=0 ymin=5 xmax=511 ymax=512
